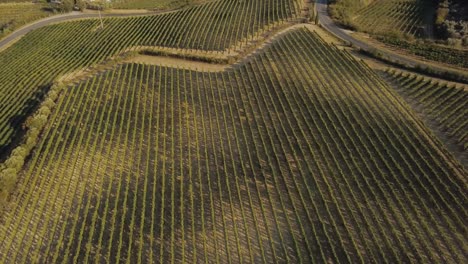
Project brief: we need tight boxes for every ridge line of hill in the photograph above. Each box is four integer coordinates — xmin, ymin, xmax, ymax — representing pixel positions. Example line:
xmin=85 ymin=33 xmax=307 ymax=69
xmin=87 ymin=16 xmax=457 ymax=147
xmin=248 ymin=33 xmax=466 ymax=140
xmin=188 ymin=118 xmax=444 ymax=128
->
xmin=57 ymin=23 xmax=319 ymax=84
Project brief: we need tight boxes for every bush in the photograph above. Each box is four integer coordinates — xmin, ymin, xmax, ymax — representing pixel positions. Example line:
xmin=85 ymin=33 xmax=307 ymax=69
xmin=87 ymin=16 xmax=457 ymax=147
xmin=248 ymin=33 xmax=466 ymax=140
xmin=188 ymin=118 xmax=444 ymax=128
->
xmin=43 ymin=98 xmax=55 ymax=108
xmin=11 ymin=147 xmax=27 ymax=157
xmin=0 ymin=168 xmax=17 ymax=208
xmin=435 ymin=7 xmax=449 ymax=25
xmin=447 ymin=38 xmax=462 ymax=48
xmin=0 ymin=169 xmax=17 ymax=187
xmin=49 ymin=0 xmax=75 ymax=12
xmin=463 ymin=36 xmax=468 ymax=46
xmin=30 ymin=114 xmax=48 ymax=128
xmin=0 ymin=82 xmax=64 ymax=209
xmin=76 ymin=0 xmax=86 ymax=11
xmin=86 ymin=2 xmax=110 ymax=11
xmin=5 ymin=156 xmax=24 ymax=170
xmin=38 ymin=106 xmax=51 ymax=116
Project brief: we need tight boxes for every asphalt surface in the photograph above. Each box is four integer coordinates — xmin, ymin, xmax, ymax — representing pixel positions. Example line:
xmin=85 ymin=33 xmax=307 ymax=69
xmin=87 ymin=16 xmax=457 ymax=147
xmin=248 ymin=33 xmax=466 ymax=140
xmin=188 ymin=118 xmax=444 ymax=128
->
xmin=316 ymin=0 xmax=468 ymax=79
xmin=316 ymin=0 xmax=421 ymax=67
xmin=0 ymin=2 xmax=461 ymax=76
xmin=0 ymin=11 xmax=158 ymax=49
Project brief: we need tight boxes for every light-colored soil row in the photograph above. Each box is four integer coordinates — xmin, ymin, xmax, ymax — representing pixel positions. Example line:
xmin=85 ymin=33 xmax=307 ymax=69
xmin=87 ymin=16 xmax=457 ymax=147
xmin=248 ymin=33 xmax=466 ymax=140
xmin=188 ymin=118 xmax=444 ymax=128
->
xmin=57 ymin=23 xmax=325 ymax=83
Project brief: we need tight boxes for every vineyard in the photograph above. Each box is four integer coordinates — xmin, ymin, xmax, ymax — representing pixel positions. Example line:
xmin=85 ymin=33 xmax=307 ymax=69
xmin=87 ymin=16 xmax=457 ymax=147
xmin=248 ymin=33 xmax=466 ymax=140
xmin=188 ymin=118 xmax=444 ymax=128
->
xmin=0 ymin=28 xmax=466 ymax=263
xmin=384 ymin=69 xmax=468 ymax=151
xmin=0 ymin=0 xmax=31 ymax=3
xmin=111 ymin=0 xmax=195 ymax=10
xmin=353 ymin=0 xmax=431 ymax=37
xmin=0 ymin=2 xmax=53 ymax=39
xmin=377 ymin=36 xmax=468 ymax=68
xmin=0 ymin=0 xmax=302 ymax=156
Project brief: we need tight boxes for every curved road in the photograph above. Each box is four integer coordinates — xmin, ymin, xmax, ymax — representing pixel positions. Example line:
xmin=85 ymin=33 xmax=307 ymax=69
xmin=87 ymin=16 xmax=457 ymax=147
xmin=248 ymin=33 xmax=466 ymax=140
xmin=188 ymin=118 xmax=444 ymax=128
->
xmin=316 ymin=0 xmax=421 ymax=67
xmin=0 ymin=1 xmax=462 ymax=76
xmin=315 ymin=0 xmax=468 ymax=81
xmin=0 ymin=11 xmax=161 ymax=50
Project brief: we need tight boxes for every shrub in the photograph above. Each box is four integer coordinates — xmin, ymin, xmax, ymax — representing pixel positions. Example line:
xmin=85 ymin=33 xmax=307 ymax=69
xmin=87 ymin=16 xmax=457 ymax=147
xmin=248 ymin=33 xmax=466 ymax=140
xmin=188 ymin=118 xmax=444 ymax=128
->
xmin=30 ymin=114 xmax=48 ymax=128
xmin=11 ymin=147 xmax=27 ymax=157
xmin=447 ymin=38 xmax=462 ymax=48
xmin=48 ymin=0 xmax=75 ymax=12
xmin=435 ymin=7 xmax=449 ymax=25
xmin=76 ymin=0 xmax=86 ymax=11
xmin=462 ymin=36 xmax=468 ymax=46
xmin=38 ymin=106 xmax=51 ymax=116
xmin=43 ymin=98 xmax=55 ymax=108
xmin=5 ymin=156 xmax=24 ymax=170
xmin=0 ymin=169 xmax=17 ymax=187
xmin=0 ymin=82 xmax=61 ymax=209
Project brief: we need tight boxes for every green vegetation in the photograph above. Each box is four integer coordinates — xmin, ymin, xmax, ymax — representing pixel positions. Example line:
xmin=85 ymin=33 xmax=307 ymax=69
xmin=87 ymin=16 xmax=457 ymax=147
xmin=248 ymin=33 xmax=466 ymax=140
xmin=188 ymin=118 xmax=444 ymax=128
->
xmin=0 ymin=2 xmax=53 ymax=39
xmin=0 ymin=0 xmax=466 ymax=263
xmin=331 ymin=0 xmax=468 ymax=46
xmin=330 ymin=0 xmax=468 ymax=65
xmin=0 ymin=28 xmax=466 ymax=263
xmin=112 ymin=0 xmax=193 ymax=10
xmin=0 ymin=83 xmax=63 ymax=209
xmin=329 ymin=0 xmax=374 ymax=28
xmin=377 ymin=36 xmax=468 ymax=68
xmin=385 ymin=69 xmax=467 ymax=150
xmin=49 ymin=0 xmax=81 ymax=12
xmin=0 ymin=0 xmax=33 ymax=2
xmin=0 ymin=0 xmax=301 ymax=156
xmin=353 ymin=0 xmax=433 ymax=37
xmin=435 ymin=0 xmax=449 ymax=25
xmin=434 ymin=0 xmax=468 ymax=44
xmin=358 ymin=47 xmax=468 ymax=84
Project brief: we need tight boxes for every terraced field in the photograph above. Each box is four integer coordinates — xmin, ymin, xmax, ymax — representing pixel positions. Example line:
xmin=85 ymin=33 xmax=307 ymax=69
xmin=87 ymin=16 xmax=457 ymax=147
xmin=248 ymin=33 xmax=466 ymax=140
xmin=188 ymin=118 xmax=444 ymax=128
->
xmin=0 ymin=0 xmax=302 ymax=155
xmin=353 ymin=0 xmax=432 ymax=37
xmin=0 ymin=28 xmax=466 ymax=263
xmin=385 ymin=70 xmax=467 ymax=151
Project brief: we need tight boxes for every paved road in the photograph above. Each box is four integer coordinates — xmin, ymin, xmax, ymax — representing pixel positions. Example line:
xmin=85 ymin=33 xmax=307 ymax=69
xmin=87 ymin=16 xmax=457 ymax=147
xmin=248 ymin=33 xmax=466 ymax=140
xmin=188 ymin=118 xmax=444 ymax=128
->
xmin=316 ymin=0 xmax=468 ymax=82
xmin=0 ymin=2 xmax=462 ymax=77
xmin=0 ymin=11 xmax=159 ymax=50
xmin=315 ymin=0 xmax=420 ymax=67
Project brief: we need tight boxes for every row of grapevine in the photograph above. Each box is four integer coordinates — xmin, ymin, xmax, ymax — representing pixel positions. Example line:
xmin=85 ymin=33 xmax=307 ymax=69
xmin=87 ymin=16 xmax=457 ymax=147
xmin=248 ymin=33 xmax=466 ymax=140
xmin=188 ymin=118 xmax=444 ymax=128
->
xmin=0 ymin=0 xmax=302 ymax=155
xmin=0 ymin=2 xmax=53 ymax=38
xmin=0 ymin=28 xmax=466 ymax=263
xmin=111 ymin=0 xmax=194 ymax=10
xmin=376 ymin=36 xmax=468 ymax=68
xmin=0 ymin=0 xmax=33 ymax=3
xmin=354 ymin=0 xmax=429 ymax=37
xmin=384 ymin=69 xmax=467 ymax=150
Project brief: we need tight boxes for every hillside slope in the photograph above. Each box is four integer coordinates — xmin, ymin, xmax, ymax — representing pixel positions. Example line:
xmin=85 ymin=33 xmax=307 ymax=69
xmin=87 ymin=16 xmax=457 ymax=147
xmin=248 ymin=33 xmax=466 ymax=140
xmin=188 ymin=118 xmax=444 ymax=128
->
xmin=0 ymin=0 xmax=302 ymax=157
xmin=0 ymin=28 xmax=466 ymax=263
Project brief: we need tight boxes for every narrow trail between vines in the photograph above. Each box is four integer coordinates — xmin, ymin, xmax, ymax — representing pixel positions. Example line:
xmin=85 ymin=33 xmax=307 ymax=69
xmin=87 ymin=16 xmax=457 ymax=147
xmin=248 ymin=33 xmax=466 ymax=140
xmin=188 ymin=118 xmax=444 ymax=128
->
xmin=56 ymin=23 xmax=324 ymax=84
